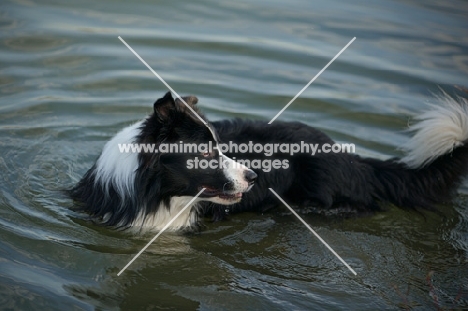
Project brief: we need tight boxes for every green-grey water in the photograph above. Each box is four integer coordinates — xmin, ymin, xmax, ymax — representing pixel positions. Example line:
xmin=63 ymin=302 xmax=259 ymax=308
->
xmin=1 ymin=0 xmax=468 ymax=310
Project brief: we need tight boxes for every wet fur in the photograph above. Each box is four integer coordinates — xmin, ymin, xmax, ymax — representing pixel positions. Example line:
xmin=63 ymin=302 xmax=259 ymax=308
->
xmin=70 ymin=92 xmax=468 ymax=230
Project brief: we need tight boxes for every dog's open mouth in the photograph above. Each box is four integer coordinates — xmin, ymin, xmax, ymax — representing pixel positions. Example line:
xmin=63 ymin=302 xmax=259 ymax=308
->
xmin=200 ymin=186 xmax=243 ymax=201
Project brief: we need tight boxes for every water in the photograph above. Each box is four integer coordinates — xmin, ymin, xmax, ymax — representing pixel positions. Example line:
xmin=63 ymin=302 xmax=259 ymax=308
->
xmin=1 ymin=0 xmax=468 ymax=309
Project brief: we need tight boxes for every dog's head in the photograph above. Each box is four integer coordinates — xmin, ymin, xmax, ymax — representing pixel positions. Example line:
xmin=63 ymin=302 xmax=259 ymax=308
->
xmin=137 ymin=92 xmax=257 ymax=205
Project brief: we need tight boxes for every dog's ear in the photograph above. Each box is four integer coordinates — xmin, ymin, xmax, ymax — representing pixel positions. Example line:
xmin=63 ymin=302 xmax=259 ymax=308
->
xmin=153 ymin=92 xmax=175 ymax=122
xmin=175 ymin=96 xmax=198 ymax=109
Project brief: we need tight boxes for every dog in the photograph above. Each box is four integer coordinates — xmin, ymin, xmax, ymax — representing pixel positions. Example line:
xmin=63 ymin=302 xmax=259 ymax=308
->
xmin=70 ymin=91 xmax=468 ymax=232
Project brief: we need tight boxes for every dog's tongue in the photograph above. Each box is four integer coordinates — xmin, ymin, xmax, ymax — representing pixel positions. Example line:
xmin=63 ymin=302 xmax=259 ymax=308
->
xmin=219 ymin=192 xmax=242 ymax=199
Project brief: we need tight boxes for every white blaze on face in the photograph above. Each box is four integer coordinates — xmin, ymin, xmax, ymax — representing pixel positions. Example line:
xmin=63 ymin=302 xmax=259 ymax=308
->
xmin=206 ymin=124 xmax=252 ymax=192
xmin=219 ymin=154 xmax=251 ymax=192
xmin=206 ymin=124 xmax=251 ymax=193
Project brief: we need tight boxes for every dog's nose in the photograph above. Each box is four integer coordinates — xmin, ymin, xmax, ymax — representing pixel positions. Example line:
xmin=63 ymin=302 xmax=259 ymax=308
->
xmin=244 ymin=170 xmax=257 ymax=184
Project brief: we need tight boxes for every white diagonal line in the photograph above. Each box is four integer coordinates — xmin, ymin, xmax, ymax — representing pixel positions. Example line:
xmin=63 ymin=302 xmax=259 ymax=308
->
xmin=117 ymin=188 xmax=205 ymax=276
xmin=268 ymin=188 xmax=357 ymax=275
xmin=118 ymin=36 xmax=207 ymax=125
xmin=268 ymin=37 xmax=356 ymax=124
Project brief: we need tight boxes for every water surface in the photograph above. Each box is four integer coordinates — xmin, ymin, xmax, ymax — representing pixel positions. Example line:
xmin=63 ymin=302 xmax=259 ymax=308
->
xmin=1 ymin=0 xmax=468 ymax=309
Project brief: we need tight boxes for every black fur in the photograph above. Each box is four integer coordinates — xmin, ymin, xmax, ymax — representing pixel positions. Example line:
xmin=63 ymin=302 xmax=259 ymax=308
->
xmin=209 ymin=119 xmax=468 ymax=215
xmin=70 ymin=92 xmax=233 ymax=228
xmin=70 ymin=92 xmax=468 ymax=229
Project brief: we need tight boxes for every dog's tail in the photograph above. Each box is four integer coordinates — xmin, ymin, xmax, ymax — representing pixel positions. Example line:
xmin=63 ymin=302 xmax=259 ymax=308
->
xmin=363 ymin=92 xmax=468 ymax=210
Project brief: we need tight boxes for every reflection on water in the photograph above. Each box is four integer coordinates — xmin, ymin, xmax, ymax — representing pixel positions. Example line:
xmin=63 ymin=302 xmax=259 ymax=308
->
xmin=0 ymin=0 xmax=467 ymax=309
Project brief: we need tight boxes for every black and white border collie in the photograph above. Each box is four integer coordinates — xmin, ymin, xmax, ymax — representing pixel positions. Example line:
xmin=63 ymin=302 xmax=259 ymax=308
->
xmin=70 ymin=91 xmax=468 ymax=232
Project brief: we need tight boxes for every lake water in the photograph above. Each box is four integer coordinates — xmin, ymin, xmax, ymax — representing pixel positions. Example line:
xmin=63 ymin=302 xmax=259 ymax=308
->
xmin=1 ymin=0 xmax=468 ymax=310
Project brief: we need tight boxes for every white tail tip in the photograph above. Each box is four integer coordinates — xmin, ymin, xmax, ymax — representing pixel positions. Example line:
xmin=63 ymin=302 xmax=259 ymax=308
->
xmin=400 ymin=93 xmax=468 ymax=168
